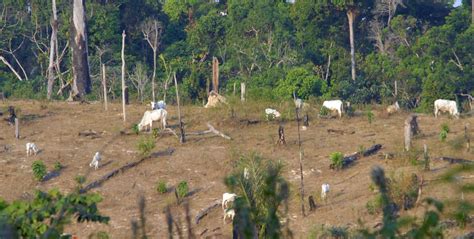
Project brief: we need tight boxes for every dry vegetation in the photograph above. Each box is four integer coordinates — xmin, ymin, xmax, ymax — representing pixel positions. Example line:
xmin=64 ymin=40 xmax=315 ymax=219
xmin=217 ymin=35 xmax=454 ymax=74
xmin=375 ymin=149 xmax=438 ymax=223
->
xmin=0 ymin=99 xmax=473 ymax=238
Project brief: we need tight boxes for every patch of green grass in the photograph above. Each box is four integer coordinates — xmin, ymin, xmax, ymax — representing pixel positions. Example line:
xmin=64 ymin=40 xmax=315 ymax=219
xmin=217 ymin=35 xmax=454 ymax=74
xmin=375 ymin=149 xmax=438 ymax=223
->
xmin=175 ymin=181 xmax=189 ymax=203
xmin=53 ymin=162 xmax=63 ymax=171
xmin=319 ymin=106 xmax=330 ymax=117
xmin=366 ymin=108 xmax=374 ymax=124
xmin=156 ymin=181 xmax=168 ymax=194
xmin=75 ymin=175 xmax=86 ymax=185
xmin=32 ymin=160 xmax=47 ymax=181
xmin=441 ymin=123 xmax=450 ymax=133
xmin=330 ymin=152 xmax=344 ymax=170
xmin=439 ymin=130 xmax=448 ymax=142
xmin=137 ymin=136 xmax=155 ymax=156
xmin=152 ymin=128 xmax=160 ymax=138
xmin=366 ymin=195 xmax=383 ymax=215
xmin=131 ymin=124 xmax=140 ymax=135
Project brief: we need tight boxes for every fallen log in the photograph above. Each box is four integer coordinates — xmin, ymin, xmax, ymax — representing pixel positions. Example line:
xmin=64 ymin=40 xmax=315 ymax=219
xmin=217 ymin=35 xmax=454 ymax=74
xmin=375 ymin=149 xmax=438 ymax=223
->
xmin=80 ymin=148 xmax=174 ymax=193
xmin=330 ymin=144 xmax=382 ymax=169
xmin=435 ymin=157 xmax=473 ymax=164
xmin=239 ymin=119 xmax=260 ymax=125
xmin=194 ymin=200 xmax=221 ymax=224
xmin=78 ymin=129 xmax=101 ymax=138
xmin=327 ymin=129 xmax=355 ymax=135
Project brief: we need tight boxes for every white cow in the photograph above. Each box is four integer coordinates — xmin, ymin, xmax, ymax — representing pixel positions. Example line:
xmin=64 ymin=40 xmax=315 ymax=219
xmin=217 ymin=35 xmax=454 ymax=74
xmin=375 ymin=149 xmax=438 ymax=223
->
xmin=26 ymin=143 xmax=39 ymax=156
xmin=387 ymin=101 xmax=400 ymax=115
xmin=322 ymin=100 xmax=344 ymax=118
xmin=89 ymin=152 xmax=101 ymax=170
xmin=222 ymin=192 xmax=237 ymax=210
xmin=434 ymin=99 xmax=459 ymax=119
xmin=138 ymin=109 xmax=168 ymax=131
xmin=321 ymin=183 xmax=330 ymax=202
xmin=265 ymin=108 xmax=281 ymax=119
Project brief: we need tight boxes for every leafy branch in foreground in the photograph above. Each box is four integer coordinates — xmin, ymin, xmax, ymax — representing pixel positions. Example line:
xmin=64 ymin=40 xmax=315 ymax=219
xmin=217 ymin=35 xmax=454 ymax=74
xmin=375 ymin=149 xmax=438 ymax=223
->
xmin=0 ymin=189 xmax=109 ymax=238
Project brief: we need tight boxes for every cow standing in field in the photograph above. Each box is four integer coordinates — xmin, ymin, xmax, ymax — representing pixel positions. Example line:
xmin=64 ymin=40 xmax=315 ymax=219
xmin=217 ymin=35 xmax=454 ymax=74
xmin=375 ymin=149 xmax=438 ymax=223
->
xmin=434 ymin=99 xmax=459 ymax=119
xmin=322 ymin=100 xmax=344 ymax=118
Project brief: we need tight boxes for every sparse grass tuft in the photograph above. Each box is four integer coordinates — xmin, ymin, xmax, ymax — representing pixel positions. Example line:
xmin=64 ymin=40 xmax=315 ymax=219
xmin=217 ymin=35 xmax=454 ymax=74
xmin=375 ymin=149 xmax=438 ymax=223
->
xmin=175 ymin=181 xmax=189 ymax=203
xmin=366 ymin=108 xmax=374 ymax=124
xmin=131 ymin=124 xmax=140 ymax=135
xmin=53 ymin=162 xmax=63 ymax=171
xmin=75 ymin=175 xmax=86 ymax=185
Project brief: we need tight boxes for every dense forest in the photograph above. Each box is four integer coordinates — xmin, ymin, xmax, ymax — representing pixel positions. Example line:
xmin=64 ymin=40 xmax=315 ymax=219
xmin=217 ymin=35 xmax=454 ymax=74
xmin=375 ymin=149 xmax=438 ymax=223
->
xmin=0 ymin=0 xmax=472 ymax=111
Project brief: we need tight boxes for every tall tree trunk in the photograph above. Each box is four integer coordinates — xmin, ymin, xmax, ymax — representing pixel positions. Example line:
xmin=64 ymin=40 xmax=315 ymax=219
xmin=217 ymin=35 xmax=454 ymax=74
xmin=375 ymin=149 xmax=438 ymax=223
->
xmin=47 ymin=0 xmax=58 ymax=100
xmin=347 ymin=9 xmax=356 ymax=81
xmin=102 ymin=64 xmax=108 ymax=111
xmin=70 ymin=0 xmax=91 ymax=100
xmin=121 ymin=31 xmax=126 ymax=122
xmin=152 ymin=49 xmax=156 ymax=102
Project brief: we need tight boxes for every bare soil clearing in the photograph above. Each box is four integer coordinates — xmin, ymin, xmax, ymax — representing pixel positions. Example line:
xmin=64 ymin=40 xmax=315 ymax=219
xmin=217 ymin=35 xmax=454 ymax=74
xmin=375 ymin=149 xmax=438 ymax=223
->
xmin=0 ymin=100 xmax=473 ymax=238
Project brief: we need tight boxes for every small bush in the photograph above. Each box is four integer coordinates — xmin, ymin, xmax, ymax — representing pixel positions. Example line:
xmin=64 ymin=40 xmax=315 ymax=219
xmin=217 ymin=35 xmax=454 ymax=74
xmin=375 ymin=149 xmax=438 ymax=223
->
xmin=329 ymin=152 xmax=344 ymax=170
xmin=176 ymin=181 xmax=189 ymax=202
xmin=319 ymin=106 xmax=330 ymax=117
xmin=54 ymin=162 xmax=63 ymax=171
xmin=131 ymin=124 xmax=140 ymax=135
xmin=32 ymin=160 xmax=47 ymax=181
xmin=152 ymin=128 xmax=160 ymax=138
xmin=75 ymin=175 xmax=86 ymax=185
xmin=441 ymin=123 xmax=450 ymax=133
xmin=439 ymin=130 xmax=448 ymax=142
xmin=367 ymin=108 xmax=374 ymax=124
xmin=137 ymin=136 xmax=155 ymax=156
xmin=366 ymin=195 xmax=383 ymax=215
xmin=156 ymin=181 xmax=168 ymax=194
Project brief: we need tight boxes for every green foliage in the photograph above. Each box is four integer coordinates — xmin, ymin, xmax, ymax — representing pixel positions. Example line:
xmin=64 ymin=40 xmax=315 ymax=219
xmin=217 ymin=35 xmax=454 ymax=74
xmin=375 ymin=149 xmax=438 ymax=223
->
xmin=53 ymin=162 xmax=63 ymax=171
xmin=137 ymin=136 xmax=155 ymax=156
xmin=329 ymin=152 xmax=344 ymax=170
xmin=439 ymin=130 xmax=448 ymax=142
xmin=366 ymin=108 xmax=374 ymax=124
xmin=75 ymin=175 xmax=86 ymax=185
xmin=319 ymin=106 xmax=330 ymax=117
xmin=225 ymin=153 xmax=290 ymax=238
xmin=156 ymin=181 xmax=168 ymax=194
xmin=32 ymin=160 xmax=47 ymax=182
xmin=131 ymin=124 xmax=140 ymax=135
xmin=152 ymin=128 xmax=160 ymax=138
xmin=89 ymin=231 xmax=110 ymax=239
xmin=366 ymin=195 xmax=383 ymax=215
xmin=275 ymin=67 xmax=327 ymax=100
xmin=0 ymin=189 xmax=109 ymax=238
xmin=441 ymin=123 xmax=450 ymax=133
xmin=175 ymin=181 xmax=188 ymax=203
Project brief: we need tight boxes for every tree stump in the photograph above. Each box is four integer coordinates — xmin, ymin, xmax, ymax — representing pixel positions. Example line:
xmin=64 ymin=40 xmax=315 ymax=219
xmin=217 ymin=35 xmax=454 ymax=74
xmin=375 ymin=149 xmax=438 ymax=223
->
xmin=308 ymin=196 xmax=316 ymax=211
xmin=404 ymin=115 xmax=419 ymax=151
xmin=7 ymin=106 xmax=16 ymax=125
xmin=423 ymin=144 xmax=430 ymax=171
xmin=15 ymin=118 xmax=19 ymax=139
xmin=240 ymin=82 xmax=246 ymax=102
xmin=277 ymin=125 xmax=286 ymax=145
xmin=465 ymin=124 xmax=470 ymax=152
xmin=303 ymin=113 xmax=309 ymax=127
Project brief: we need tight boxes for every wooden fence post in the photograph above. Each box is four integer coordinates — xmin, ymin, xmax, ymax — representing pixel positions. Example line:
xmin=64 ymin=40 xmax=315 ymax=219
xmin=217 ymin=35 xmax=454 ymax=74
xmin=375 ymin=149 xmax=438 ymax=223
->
xmin=240 ymin=82 xmax=246 ymax=102
xmin=174 ymin=73 xmax=185 ymax=143
xmin=121 ymin=30 xmax=126 ymax=122
xmin=102 ymin=64 xmax=108 ymax=111
xmin=423 ymin=144 xmax=430 ymax=171
xmin=277 ymin=125 xmax=286 ymax=145
xmin=404 ymin=115 xmax=419 ymax=151
xmin=15 ymin=118 xmax=19 ymax=139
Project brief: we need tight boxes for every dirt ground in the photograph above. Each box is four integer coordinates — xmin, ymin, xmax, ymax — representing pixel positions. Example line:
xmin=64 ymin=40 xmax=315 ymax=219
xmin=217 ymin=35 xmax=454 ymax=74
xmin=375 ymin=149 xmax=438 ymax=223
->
xmin=0 ymin=100 xmax=473 ymax=238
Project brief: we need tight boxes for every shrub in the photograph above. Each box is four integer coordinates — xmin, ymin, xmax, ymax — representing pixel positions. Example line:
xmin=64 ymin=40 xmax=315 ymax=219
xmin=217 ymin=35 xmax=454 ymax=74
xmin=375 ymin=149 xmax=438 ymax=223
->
xmin=152 ymin=128 xmax=160 ymax=138
xmin=319 ymin=106 xmax=330 ymax=117
xmin=275 ymin=66 xmax=326 ymax=99
xmin=75 ymin=175 xmax=86 ymax=185
xmin=175 ymin=181 xmax=189 ymax=203
xmin=53 ymin=162 xmax=62 ymax=171
xmin=132 ymin=124 xmax=140 ymax=135
xmin=32 ymin=160 xmax=47 ymax=181
xmin=137 ymin=136 xmax=155 ymax=156
xmin=329 ymin=152 xmax=344 ymax=170
xmin=441 ymin=123 xmax=450 ymax=133
xmin=367 ymin=108 xmax=374 ymax=124
xmin=156 ymin=181 xmax=168 ymax=194
xmin=439 ymin=130 xmax=448 ymax=142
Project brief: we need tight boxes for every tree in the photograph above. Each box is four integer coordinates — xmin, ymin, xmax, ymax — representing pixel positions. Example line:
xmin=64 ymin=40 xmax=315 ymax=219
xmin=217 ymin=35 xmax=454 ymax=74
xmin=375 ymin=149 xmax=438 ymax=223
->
xmin=46 ymin=0 xmax=58 ymax=100
xmin=141 ymin=19 xmax=163 ymax=102
xmin=70 ymin=0 xmax=91 ymax=100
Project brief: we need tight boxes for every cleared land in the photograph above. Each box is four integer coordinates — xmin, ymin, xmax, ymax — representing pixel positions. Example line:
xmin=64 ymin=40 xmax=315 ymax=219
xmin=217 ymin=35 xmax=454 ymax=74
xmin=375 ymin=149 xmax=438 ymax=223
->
xmin=0 ymin=100 xmax=473 ymax=238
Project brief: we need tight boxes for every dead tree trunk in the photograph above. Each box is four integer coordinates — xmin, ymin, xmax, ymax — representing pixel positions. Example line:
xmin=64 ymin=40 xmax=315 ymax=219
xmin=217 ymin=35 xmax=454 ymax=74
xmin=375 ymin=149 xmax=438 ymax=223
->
xmin=308 ymin=196 xmax=316 ymax=211
xmin=404 ymin=115 xmax=419 ymax=151
xmin=240 ymin=82 xmax=246 ymax=102
xmin=295 ymin=106 xmax=306 ymax=216
xmin=70 ymin=0 xmax=91 ymax=100
xmin=212 ymin=57 xmax=219 ymax=93
xmin=347 ymin=9 xmax=357 ymax=81
xmin=174 ymin=73 xmax=185 ymax=143
xmin=465 ymin=124 xmax=470 ymax=152
xmin=15 ymin=118 xmax=19 ymax=139
xmin=102 ymin=64 xmax=108 ymax=111
xmin=121 ymin=30 xmax=126 ymax=122
xmin=277 ymin=125 xmax=286 ymax=145
xmin=47 ymin=0 xmax=58 ymax=100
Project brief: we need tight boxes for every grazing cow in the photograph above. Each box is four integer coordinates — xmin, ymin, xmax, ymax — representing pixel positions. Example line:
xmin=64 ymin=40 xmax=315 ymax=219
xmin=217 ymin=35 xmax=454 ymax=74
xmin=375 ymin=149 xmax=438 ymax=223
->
xmin=151 ymin=100 xmax=166 ymax=110
xmin=223 ymin=208 xmax=235 ymax=223
xmin=387 ymin=101 xmax=400 ymax=115
xmin=89 ymin=152 xmax=101 ymax=170
xmin=222 ymin=192 xmax=237 ymax=210
xmin=322 ymin=100 xmax=344 ymax=118
xmin=434 ymin=99 xmax=459 ymax=119
xmin=265 ymin=108 xmax=281 ymax=120
xmin=321 ymin=183 xmax=330 ymax=202
xmin=138 ymin=109 xmax=168 ymax=131
xmin=26 ymin=143 xmax=39 ymax=156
